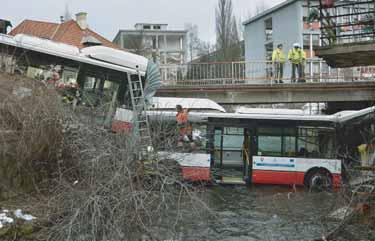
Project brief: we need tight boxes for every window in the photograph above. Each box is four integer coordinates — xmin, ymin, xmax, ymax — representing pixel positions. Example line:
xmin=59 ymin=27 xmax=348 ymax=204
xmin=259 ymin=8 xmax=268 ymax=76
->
xmin=303 ymin=34 xmax=309 ymax=48
xmin=143 ymin=25 xmax=151 ymax=30
xmin=258 ymin=128 xmax=283 ymax=156
xmin=122 ymin=34 xmax=143 ymax=50
xmin=303 ymin=34 xmax=321 ymax=49
xmin=193 ymin=124 xmax=207 ymax=151
xmin=264 ymin=18 xmax=273 ymax=41
xmin=265 ymin=42 xmax=273 ymax=60
xmin=153 ymin=25 xmax=161 ymax=30
xmin=257 ymin=128 xmax=297 ymax=157
xmin=284 ymin=136 xmax=296 ymax=157
xmin=297 ymin=127 xmax=335 ymax=159
xmin=222 ymin=127 xmax=244 ymax=151
xmin=215 ymin=128 xmax=244 ymax=150
xmin=81 ymin=77 xmax=119 ymax=107
xmin=312 ymin=34 xmax=320 ymax=47
xmin=152 ymin=37 xmax=157 ymax=49
xmin=258 ymin=136 xmax=282 ymax=156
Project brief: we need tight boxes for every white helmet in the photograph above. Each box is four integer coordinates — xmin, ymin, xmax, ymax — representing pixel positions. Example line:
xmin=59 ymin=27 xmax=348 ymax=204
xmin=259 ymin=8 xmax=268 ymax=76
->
xmin=293 ymin=43 xmax=301 ymax=48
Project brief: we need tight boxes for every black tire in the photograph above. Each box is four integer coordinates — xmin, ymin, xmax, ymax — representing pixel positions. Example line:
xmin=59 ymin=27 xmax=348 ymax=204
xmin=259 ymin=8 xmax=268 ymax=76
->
xmin=306 ymin=169 xmax=333 ymax=191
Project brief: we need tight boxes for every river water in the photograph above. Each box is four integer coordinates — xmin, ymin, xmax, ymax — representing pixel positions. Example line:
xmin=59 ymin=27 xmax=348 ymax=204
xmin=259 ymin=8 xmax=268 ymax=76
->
xmin=170 ymin=185 xmax=375 ymax=241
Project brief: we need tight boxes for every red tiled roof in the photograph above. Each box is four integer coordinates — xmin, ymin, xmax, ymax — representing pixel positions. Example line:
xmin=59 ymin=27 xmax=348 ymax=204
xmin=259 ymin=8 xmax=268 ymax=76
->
xmin=9 ymin=19 xmax=120 ymax=49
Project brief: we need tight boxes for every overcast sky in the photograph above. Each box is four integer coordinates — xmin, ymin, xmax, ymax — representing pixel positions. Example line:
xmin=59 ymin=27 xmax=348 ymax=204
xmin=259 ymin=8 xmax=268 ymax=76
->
xmin=1 ymin=0 xmax=284 ymax=42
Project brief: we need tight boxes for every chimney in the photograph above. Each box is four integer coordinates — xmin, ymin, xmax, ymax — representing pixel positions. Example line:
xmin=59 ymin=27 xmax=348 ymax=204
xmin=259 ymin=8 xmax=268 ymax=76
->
xmin=75 ymin=12 xmax=88 ymax=30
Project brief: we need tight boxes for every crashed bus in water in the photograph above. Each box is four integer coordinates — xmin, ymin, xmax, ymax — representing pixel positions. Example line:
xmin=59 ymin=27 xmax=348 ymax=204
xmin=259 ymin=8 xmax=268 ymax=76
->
xmin=149 ymin=105 xmax=375 ymax=188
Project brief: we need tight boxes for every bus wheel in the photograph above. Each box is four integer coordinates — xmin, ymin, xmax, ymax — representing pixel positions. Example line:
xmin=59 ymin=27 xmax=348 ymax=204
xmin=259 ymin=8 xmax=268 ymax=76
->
xmin=306 ymin=169 xmax=332 ymax=191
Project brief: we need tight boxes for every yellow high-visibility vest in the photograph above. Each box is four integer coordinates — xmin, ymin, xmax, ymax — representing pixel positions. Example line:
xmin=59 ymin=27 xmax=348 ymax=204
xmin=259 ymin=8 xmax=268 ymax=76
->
xmin=272 ymin=48 xmax=286 ymax=63
xmin=288 ymin=48 xmax=306 ymax=64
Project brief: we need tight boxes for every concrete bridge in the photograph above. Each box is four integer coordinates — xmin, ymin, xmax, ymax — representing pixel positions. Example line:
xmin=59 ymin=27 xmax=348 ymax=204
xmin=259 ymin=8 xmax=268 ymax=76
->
xmin=157 ymin=60 xmax=375 ymax=104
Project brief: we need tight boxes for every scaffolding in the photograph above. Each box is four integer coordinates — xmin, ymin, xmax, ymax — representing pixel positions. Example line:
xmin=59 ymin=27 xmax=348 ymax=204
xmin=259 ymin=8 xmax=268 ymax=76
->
xmin=315 ymin=0 xmax=375 ymax=45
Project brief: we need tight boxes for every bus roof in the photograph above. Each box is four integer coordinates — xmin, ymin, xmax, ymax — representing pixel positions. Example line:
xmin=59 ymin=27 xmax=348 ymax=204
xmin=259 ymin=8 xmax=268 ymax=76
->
xmin=150 ymin=97 xmax=226 ymax=113
xmin=0 ymin=33 xmax=144 ymax=75
xmin=147 ymin=106 xmax=375 ymax=124
xmin=210 ymin=106 xmax=375 ymax=123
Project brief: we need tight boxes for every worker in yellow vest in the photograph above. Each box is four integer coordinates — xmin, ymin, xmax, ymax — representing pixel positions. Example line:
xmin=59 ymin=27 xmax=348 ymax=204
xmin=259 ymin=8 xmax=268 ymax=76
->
xmin=272 ymin=44 xmax=286 ymax=84
xmin=288 ymin=43 xmax=306 ymax=83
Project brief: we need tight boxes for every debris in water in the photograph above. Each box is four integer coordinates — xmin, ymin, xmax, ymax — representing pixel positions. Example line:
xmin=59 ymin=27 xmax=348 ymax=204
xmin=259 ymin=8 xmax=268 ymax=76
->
xmin=0 ymin=212 xmax=14 ymax=229
xmin=12 ymin=86 xmax=32 ymax=99
xmin=329 ymin=206 xmax=353 ymax=220
xmin=13 ymin=209 xmax=36 ymax=221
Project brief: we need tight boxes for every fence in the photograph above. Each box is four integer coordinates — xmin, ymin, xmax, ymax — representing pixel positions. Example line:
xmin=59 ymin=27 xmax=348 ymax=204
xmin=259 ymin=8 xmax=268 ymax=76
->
xmin=160 ymin=59 xmax=375 ymax=87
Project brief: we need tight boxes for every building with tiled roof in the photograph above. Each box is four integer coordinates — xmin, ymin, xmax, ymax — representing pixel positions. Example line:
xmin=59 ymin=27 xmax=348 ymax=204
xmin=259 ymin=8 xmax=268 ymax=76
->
xmin=9 ymin=12 xmax=119 ymax=49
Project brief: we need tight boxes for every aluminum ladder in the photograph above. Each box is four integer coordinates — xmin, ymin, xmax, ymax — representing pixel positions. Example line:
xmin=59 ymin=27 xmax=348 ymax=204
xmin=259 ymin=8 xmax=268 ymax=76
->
xmin=127 ymin=72 xmax=152 ymax=158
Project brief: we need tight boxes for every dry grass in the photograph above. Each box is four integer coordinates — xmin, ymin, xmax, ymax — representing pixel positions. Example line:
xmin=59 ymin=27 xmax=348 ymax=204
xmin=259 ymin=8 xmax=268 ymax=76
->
xmin=0 ymin=73 xmax=69 ymax=197
xmin=0 ymin=72 xmax=209 ymax=241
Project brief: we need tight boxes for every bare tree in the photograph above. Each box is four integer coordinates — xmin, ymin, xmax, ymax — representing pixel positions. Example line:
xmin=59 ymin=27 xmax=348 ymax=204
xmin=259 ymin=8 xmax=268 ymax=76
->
xmin=193 ymin=41 xmax=215 ymax=63
xmin=244 ymin=2 xmax=270 ymax=19
xmin=122 ymin=32 xmax=147 ymax=56
xmin=254 ymin=2 xmax=269 ymax=16
xmin=215 ymin=0 xmax=240 ymax=61
xmin=185 ymin=23 xmax=202 ymax=62
xmin=198 ymin=41 xmax=214 ymax=58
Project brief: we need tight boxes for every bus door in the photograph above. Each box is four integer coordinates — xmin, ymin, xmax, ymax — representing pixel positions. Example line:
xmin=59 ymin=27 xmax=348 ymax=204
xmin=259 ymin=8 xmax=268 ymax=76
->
xmin=213 ymin=127 xmax=246 ymax=184
xmin=243 ymin=128 xmax=255 ymax=183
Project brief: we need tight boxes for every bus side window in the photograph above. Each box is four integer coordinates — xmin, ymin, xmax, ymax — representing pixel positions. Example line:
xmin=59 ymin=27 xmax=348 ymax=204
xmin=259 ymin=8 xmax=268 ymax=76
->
xmin=297 ymin=127 xmax=335 ymax=159
xmin=257 ymin=127 xmax=298 ymax=157
xmin=283 ymin=129 xmax=296 ymax=157
xmin=257 ymin=128 xmax=283 ymax=157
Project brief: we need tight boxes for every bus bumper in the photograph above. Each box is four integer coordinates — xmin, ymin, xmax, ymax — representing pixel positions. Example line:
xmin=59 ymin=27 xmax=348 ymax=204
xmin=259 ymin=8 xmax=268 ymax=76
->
xmin=332 ymin=174 xmax=341 ymax=188
xmin=181 ymin=166 xmax=211 ymax=182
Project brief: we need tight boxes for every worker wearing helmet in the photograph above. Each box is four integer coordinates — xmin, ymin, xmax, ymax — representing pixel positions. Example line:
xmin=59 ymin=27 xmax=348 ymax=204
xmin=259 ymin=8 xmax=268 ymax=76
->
xmin=288 ymin=43 xmax=306 ymax=83
xmin=272 ymin=44 xmax=286 ymax=84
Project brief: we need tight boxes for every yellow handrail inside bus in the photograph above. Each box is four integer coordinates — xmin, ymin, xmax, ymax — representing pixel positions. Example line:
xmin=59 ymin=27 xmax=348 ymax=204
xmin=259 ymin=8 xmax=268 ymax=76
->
xmin=242 ymin=146 xmax=250 ymax=166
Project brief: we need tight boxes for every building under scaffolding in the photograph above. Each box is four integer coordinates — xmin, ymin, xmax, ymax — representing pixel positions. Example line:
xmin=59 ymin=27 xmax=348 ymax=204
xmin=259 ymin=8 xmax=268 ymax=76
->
xmin=313 ymin=0 xmax=375 ymax=67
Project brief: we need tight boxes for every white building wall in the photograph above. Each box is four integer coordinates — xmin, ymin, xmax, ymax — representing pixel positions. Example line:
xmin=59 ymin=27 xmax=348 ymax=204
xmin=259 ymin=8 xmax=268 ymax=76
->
xmin=163 ymin=36 xmax=181 ymax=51
xmin=244 ymin=0 xmax=304 ymax=82
xmin=114 ymin=30 xmax=187 ymax=64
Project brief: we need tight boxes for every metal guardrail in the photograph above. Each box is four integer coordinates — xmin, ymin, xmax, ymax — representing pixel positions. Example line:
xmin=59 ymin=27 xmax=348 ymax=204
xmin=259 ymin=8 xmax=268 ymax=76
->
xmin=160 ymin=59 xmax=375 ymax=87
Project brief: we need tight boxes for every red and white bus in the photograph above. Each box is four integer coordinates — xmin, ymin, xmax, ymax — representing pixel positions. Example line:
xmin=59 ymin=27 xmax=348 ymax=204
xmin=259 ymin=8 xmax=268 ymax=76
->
xmin=148 ymin=106 xmax=375 ymax=188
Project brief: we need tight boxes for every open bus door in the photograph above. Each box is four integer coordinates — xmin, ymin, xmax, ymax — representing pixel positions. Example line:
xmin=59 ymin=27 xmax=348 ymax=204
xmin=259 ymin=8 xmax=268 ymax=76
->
xmin=213 ymin=127 xmax=253 ymax=185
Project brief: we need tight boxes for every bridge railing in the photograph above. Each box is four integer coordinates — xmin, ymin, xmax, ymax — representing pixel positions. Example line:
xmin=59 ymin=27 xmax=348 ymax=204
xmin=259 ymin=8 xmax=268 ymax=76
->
xmin=160 ymin=59 xmax=375 ymax=87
